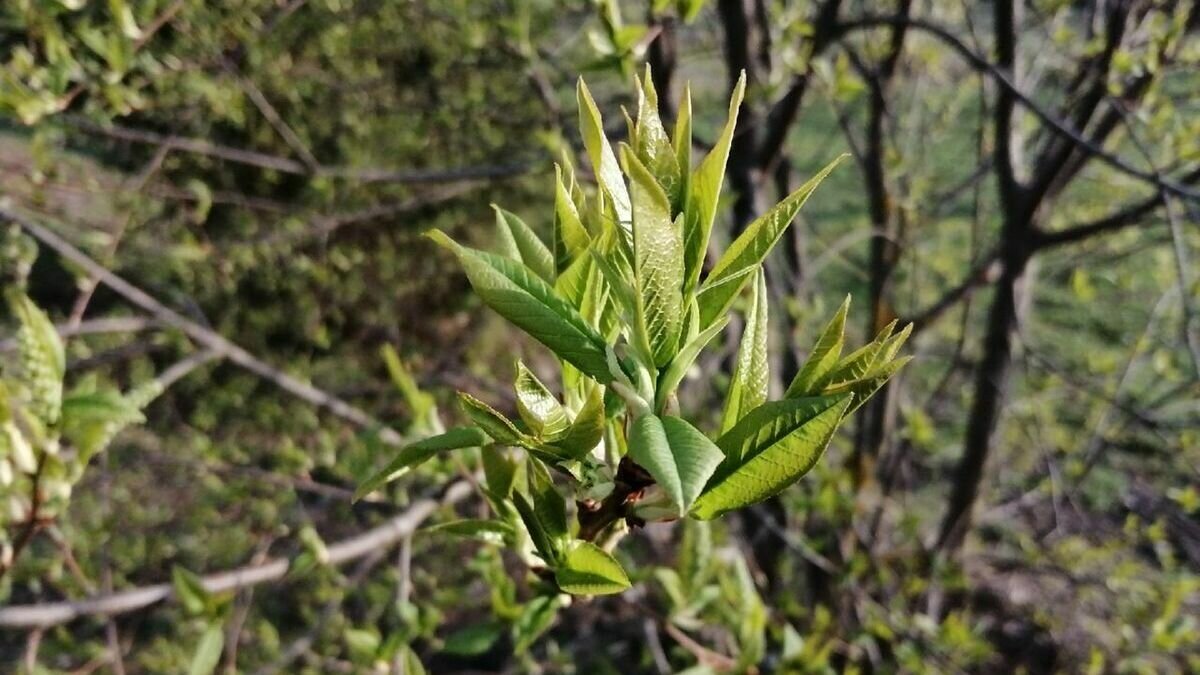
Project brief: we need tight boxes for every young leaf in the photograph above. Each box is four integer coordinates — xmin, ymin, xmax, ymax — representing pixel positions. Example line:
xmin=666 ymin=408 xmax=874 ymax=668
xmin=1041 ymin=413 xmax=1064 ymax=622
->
xmin=626 ymin=148 xmax=685 ymax=367
xmin=8 ymin=292 xmax=65 ymax=425
xmin=442 ymin=621 xmax=505 ymax=656
xmin=784 ymin=295 xmax=849 ymax=398
xmin=577 ymin=78 xmax=632 ymax=230
xmin=682 ymin=72 xmax=745 ymax=296
xmin=354 ymin=427 xmax=490 ymax=501
xmin=172 ymin=566 xmax=211 ymax=616
xmin=628 ymin=414 xmax=724 ymax=515
xmin=823 ymin=320 xmax=897 ymax=388
xmin=634 ymin=67 xmax=682 ymax=205
xmin=426 ymin=519 xmax=515 ymax=546
xmin=555 ymin=540 xmax=632 ymax=595
xmin=553 ymin=165 xmax=591 ymax=273
xmin=493 ymin=205 xmax=555 ymax=284
xmin=696 ymin=155 xmax=846 ymax=328
xmin=188 ymin=624 xmax=225 ymax=675
xmin=481 ymin=445 xmax=519 ymax=497
xmin=691 ymin=395 xmax=853 ymax=520
xmin=514 ymin=361 xmax=570 ymax=439
xmin=428 ymin=230 xmax=612 ymax=382
xmin=654 ymin=314 xmax=729 ymax=412
xmin=825 ymin=356 xmax=913 ymax=414
xmin=527 ymin=458 xmax=568 ymax=546
xmin=513 ymin=491 xmax=559 ymax=565
xmin=381 ymin=345 xmax=438 ymax=431
xmin=672 ymin=82 xmax=692 ymax=211
xmin=548 ymin=384 xmax=606 ymax=458
xmin=721 ymin=270 xmax=769 ymax=433
xmin=513 ymin=595 xmax=561 ymax=655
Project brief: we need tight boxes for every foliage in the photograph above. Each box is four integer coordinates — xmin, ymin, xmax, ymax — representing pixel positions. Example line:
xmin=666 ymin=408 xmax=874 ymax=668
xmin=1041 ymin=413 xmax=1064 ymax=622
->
xmin=357 ymin=69 xmax=908 ymax=603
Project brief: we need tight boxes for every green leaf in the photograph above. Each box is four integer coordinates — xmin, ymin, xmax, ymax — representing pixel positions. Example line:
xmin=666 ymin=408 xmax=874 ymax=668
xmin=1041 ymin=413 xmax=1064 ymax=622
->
xmin=691 ymin=395 xmax=853 ymax=520
xmin=549 ymin=384 xmax=605 ymax=458
xmin=655 ymin=314 xmax=729 ymax=412
xmin=785 ymin=295 xmax=850 ymax=398
xmin=823 ymin=320 xmax=897 ymax=388
xmin=428 ymin=230 xmax=612 ymax=383
xmin=514 ymin=361 xmax=571 ymax=439
xmin=426 ymin=519 xmax=514 ymax=546
xmin=825 ymin=356 xmax=913 ymax=414
xmin=443 ymin=621 xmax=505 ymax=656
xmin=513 ymin=595 xmax=561 ymax=654
xmin=678 ymin=518 xmax=714 ymax=595
xmin=626 ymin=148 xmax=685 ymax=367
xmin=628 ymin=414 xmax=724 ymax=514
xmin=697 ymin=155 xmax=846 ymax=328
xmin=380 ymin=345 xmax=437 ymax=431
xmin=187 ymin=624 xmax=224 ymax=675
xmin=554 ymin=540 xmax=632 ymax=595
xmin=721 ymin=270 xmax=769 ymax=433
xmin=554 ymin=165 xmax=591 ymax=273
xmin=672 ymin=82 xmax=692 ymax=209
xmin=8 ymin=292 xmax=65 ymax=425
xmin=458 ymin=392 xmax=523 ymax=443
xmin=60 ymin=388 xmax=145 ymax=459
xmin=494 ymin=205 xmax=555 ymax=284
xmin=354 ymin=427 xmax=489 ymax=501
xmin=682 ymin=72 xmax=744 ymax=296
xmin=577 ymin=78 xmax=632 ymax=230
xmin=172 ymin=566 xmax=210 ymax=616
xmin=528 ymin=458 xmax=568 ymax=542
xmin=634 ymin=66 xmax=682 ymax=205
xmin=481 ymin=445 xmax=519 ymax=497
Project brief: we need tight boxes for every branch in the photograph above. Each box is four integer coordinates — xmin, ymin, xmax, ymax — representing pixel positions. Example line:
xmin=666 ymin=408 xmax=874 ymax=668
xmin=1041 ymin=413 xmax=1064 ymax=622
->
xmin=1 ymin=206 xmax=404 ymax=445
xmin=833 ymin=14 xmax=1200 ymax=202
xmin=63 ymin=116 xmax=534 ymax=185
xmin=0 ymin=482 xmax=471 ymax=629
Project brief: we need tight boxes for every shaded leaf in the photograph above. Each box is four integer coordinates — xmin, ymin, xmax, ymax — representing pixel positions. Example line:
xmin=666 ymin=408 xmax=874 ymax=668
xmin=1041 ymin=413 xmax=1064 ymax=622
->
xmin=354 ymin=427 xmax=489 ymax=501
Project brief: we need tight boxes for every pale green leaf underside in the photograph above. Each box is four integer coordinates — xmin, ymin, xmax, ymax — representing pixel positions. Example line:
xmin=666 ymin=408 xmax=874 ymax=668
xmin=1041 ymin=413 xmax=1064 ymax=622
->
xmin=628 ymin=414 xmax=724 ymax=514
xmin=514 ymin=361 xmax=571 ymax=439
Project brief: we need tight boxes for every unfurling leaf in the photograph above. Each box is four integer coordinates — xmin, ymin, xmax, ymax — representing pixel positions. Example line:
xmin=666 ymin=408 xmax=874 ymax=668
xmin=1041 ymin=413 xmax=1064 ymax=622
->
xmin=721 ymin=270 xmax=769 ymax=433
xmin=626 ymin=148 xmax=684 ymax=367
xmin=514 ymin=361 xmax=570 ymax=439
xmin=494 ymin=205 xmax=555 ymax=284
xmin=785 ymin=295 xmax=850 ymax=398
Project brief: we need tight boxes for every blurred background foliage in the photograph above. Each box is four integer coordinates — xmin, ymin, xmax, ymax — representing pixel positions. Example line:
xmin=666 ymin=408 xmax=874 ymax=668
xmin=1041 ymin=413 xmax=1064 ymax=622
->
xmin=0 ymin=0 xmax=1198 ymax=673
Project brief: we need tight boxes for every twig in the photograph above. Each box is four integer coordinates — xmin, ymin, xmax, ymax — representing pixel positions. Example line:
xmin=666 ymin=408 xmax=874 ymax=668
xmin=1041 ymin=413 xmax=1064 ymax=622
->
xmin=1 ymin=205 xmax=404 ymax=445
xmin=0 ymin=481 xmax=471 ymax=629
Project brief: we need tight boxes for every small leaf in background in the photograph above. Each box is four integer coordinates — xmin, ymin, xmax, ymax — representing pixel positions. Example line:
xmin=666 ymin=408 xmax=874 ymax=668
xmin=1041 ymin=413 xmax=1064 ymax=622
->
xmin=172 ymin=566 xmax=211 ymax=617
xmin=692 ymin=395 xmax=853 ymax=520
xmin=697 ymin=154 xmax=846 ymax=328
xmin=187 ymin=624 xmax=224 ymax=675
xmin=554 ymin=540 xmax=631 ymax=595
xmin=355 ymin=427 xmax=490 ymax=501
xmin=513 ymin=595 xmax=561 ymax=655
xmin=426 ymin=519 xmax=514 ymax=546
xmin=721 ymin=270 xmax=769 ymax=433
xmin=442 ymin=620 xmax=505 ymax=656
xmin=8 ymin=291 xmax=65 ymax=425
